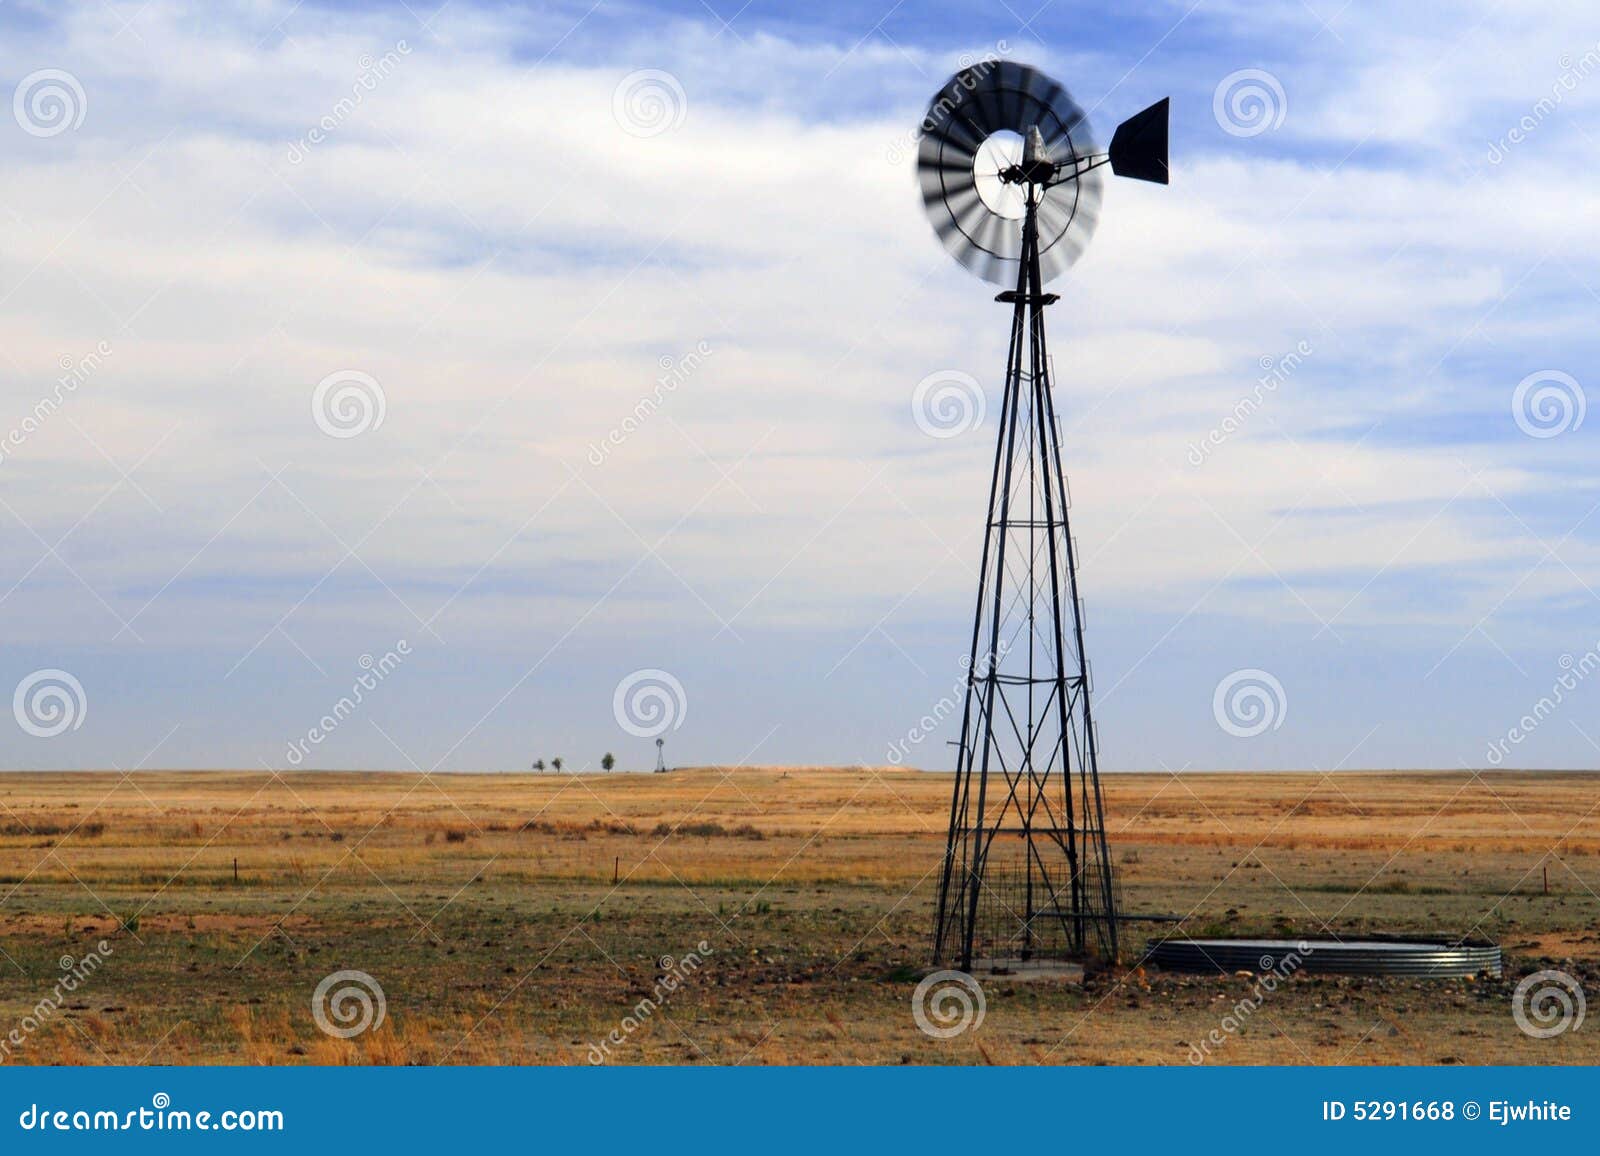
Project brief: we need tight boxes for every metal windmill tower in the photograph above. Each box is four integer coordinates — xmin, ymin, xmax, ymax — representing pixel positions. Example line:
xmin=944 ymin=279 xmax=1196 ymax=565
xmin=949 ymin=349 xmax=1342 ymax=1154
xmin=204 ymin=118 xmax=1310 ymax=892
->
xmin=916 ymin=62 xmax=1169 ymax=970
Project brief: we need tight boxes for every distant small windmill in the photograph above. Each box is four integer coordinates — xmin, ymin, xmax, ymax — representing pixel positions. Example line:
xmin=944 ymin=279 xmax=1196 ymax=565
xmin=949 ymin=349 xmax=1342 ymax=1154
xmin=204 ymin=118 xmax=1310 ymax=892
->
xmin=655 ymin=737 xmax=667 ymax=774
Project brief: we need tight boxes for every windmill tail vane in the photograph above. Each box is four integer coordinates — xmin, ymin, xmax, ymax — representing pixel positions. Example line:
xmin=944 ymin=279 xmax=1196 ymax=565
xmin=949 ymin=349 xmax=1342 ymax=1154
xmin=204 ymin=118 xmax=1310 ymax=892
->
xmin=915 ymin=62 xmax=1169 ymax=971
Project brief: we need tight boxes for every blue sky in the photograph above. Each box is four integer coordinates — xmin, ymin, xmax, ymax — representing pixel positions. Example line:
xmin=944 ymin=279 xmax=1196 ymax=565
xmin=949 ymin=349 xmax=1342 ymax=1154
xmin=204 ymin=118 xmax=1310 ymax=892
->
xmin=2 ymin=0 xmax=1599 ymax=772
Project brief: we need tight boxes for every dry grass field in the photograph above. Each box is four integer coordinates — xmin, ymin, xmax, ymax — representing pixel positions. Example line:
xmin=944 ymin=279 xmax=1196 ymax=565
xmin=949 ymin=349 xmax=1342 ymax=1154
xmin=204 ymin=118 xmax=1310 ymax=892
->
xmin=0 ymin=767 xmax=1597 ymax=1065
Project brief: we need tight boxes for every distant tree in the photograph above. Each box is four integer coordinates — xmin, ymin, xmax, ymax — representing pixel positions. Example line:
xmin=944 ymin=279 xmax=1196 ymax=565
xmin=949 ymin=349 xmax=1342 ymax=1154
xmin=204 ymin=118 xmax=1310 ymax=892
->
xmin=601 ymin=752 xmax=616 ymax=772
xmin=532 ymin=759 xmax=545 ymax=772
xmin=551 ymin=757 xmax=564 ymax=773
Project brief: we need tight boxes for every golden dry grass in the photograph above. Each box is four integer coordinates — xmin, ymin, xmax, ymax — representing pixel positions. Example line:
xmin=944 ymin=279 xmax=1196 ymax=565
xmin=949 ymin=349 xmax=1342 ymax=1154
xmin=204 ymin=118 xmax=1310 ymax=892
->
xmin=0 ymin=767 xmax=1597 ymax=1066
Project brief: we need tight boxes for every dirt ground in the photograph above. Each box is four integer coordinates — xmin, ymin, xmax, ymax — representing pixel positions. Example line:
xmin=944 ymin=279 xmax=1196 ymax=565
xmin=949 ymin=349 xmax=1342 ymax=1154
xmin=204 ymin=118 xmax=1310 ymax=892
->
xmin=0 ymin=767 xmax=1596 ymax=1065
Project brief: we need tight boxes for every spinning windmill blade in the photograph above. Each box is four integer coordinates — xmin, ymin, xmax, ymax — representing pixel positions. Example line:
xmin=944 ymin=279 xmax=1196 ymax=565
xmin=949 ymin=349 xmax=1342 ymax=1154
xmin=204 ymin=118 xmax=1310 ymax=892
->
xmin=916 ymin=62 xmax=1102 ymax=286
xmin=916 ymin=64 xmax=1169 ymax=284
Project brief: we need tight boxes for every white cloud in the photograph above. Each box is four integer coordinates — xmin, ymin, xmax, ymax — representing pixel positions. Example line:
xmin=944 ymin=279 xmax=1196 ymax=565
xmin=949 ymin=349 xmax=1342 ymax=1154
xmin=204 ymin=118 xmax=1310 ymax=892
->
xmin=2 ymin=1 xmax=1598 ymax=768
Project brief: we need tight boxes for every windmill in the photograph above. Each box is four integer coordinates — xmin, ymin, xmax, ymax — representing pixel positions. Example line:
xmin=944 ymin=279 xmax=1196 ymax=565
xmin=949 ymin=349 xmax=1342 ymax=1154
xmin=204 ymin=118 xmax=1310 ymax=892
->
xmin=916 ymin=62 xmax=1169 ymax=971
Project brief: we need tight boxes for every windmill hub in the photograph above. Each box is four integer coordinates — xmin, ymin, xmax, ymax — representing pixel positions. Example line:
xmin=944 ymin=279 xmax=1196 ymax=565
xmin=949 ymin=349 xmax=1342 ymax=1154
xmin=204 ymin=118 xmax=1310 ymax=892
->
xmin=914 ymin=62 xmax=1169 ymax=971
xmin=1009 ymin=125 xmax=1056 ymax=184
